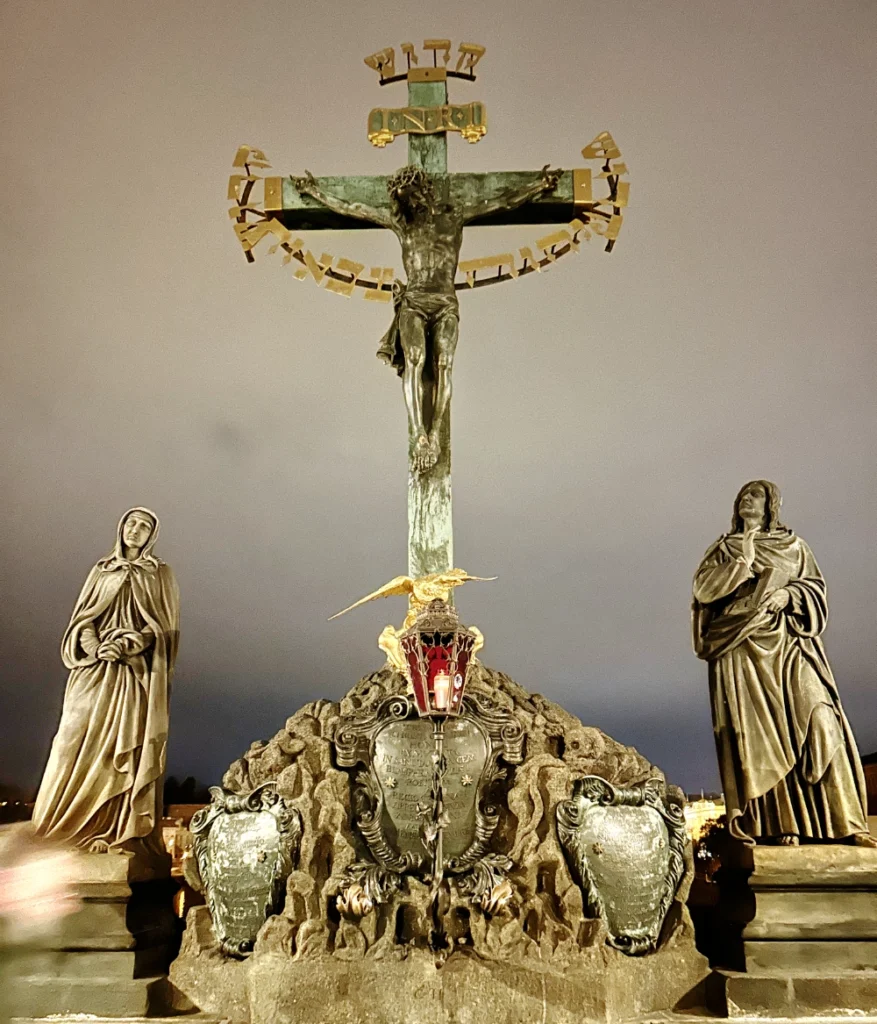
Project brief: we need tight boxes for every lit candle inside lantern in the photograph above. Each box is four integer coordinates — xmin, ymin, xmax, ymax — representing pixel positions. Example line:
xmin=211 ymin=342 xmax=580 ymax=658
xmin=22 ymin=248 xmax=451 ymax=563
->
xmin=433 ymin=671 xmax=450 ymax=710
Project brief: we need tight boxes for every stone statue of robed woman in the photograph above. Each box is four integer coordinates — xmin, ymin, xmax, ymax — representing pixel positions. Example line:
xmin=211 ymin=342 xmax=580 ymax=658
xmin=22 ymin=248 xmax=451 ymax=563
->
xmin=32 ymin=508 xmax=180 ymax=855
xmin=692 ymin=480 xmax=873 ymax=846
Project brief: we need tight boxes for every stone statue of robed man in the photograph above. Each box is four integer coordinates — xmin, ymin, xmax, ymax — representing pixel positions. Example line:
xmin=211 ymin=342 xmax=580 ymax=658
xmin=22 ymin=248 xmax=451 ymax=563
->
xmin=692 ymin=480 xmax=874 ymax=846
xmin=32 ymin=507 xmax=180 ymax=854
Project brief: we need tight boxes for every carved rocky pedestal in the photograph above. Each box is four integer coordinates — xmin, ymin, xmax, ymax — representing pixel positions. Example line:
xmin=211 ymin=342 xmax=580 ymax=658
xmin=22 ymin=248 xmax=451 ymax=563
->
xmin=171 ymin=664 xmax=709 ymax=1023
xmin=7 ymin=850 xmax=181 ymax=1019
xmin=711 ymin=844 xmax=877 ymax=1017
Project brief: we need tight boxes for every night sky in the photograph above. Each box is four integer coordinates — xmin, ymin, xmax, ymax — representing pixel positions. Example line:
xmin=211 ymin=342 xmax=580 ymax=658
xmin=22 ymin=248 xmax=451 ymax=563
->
xmin=2 ymin=0 xmax=876 ymax=797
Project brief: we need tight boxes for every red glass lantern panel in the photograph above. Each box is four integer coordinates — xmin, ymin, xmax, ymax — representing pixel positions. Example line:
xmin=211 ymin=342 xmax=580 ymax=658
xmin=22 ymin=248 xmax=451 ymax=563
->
xmin=400 ymin=610 xmax=478 ymax=718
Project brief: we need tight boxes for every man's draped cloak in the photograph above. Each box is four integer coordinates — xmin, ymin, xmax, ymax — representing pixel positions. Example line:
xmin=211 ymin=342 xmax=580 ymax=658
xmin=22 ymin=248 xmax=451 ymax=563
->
xmin=33 ymin=508 xmax=180 ymax=850
xmin=692 ymin=528 xmax=867 ymax=843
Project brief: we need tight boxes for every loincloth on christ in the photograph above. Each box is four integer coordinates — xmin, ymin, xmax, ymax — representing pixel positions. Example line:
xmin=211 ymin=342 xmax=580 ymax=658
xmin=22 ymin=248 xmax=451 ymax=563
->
xmin=376 ymin=285 xmax=460 ymax=376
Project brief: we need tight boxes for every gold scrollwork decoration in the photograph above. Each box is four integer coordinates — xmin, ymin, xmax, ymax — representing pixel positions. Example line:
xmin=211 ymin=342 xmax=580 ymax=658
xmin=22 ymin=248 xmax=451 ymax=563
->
xmin=227 ymin=147 xmax=395 ymax=301
xmin=453 ymin=131 xmax=630 ymax=289
xmin=229 ymin=129 xmax=627 ymax=300
xmin=367 ymin=102 xmax=487 ymax=148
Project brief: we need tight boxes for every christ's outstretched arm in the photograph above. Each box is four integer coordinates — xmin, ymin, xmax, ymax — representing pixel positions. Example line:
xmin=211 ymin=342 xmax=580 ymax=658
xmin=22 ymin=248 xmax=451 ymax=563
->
xmin=292 ymin=172 xmax=393 ymax=229
xmin=463 ymin=165 xmax=562 ymax=222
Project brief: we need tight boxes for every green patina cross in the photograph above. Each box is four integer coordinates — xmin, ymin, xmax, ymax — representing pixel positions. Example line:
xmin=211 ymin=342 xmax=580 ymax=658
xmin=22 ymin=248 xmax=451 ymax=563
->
xmin=230 ymin=40 xmax=628 ymax=579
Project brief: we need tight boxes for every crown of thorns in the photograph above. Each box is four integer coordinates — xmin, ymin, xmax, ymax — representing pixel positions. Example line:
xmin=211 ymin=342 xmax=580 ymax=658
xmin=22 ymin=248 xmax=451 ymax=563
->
xmin=387 ymin=166 xmax=434 ymax=198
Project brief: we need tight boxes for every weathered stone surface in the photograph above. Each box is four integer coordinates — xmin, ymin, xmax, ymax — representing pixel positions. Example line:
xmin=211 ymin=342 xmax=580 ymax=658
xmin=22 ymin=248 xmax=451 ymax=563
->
xmin=718 ymin=969 xmax=877 ymax=1018
xmin=169 ymin=906 xmax=250 ymax=1021
xmin=171 ymin=665 xmax=708 ymax=1022
xmin=743 ymin=888 xmax=877 ymax=940
xmin=717 ymin=970 xmax=793 ymax=1017
xmin=246 ymin=945 xmax=707 ymax=1024
xmin=6 ymin=849 xmax=179 ymax=1019
xmin=749 ymin=844 xmax=877 ymax=887
xmin=744 ymin=939 xmax=877 ymax=973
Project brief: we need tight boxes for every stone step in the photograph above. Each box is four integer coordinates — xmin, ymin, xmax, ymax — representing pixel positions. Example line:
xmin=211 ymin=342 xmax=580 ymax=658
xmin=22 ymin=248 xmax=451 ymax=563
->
xmin=12 ymin=1018 xmax=217 ymax=1024
xmin=745 ymin=939 xmax=877 ymax=973
xmin=712 ymin=967 xmax=877 ymax=1018
xmin=53 ymin=898 xmax=136 ymax=949
xmin=747 ymin=845 xmax=877 ymax=889
xmin=743 ymin=887 xmax=877 ymax=940
xmin=12 ymin=1019 xmax=218 ymax=1024
xmin=6 ymin=975 xmax=181 ymax=1019
xmin=13 ymin=946 xmax=170 ymax=980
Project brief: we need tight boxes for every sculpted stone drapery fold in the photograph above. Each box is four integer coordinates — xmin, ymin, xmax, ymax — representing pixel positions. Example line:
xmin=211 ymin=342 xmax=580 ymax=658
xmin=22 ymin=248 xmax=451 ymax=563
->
xmin=692 ymin=480 xmax=870 ymax=846
xmin=32 ymin=507 xmax=180 ymax=853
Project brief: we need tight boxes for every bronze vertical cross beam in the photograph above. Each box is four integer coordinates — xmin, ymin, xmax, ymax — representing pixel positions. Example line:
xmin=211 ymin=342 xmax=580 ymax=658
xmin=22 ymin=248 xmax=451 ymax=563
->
xmin=399 ymin=45 xmax=454 ymax=580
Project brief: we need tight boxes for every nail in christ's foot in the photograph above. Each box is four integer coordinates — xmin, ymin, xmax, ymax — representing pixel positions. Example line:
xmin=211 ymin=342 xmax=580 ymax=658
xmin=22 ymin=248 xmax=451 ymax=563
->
xmin=411 ymin=433 xmax=438 ymax=474
xmin=427 ymin=431 xmax=442 ymax=465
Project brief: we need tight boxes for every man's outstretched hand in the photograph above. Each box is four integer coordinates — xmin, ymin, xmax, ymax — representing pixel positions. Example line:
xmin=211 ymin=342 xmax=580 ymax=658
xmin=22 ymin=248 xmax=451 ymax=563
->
xmin=540 ymin=164 xmax=562 ymax=192
xmin=292 ymin=170 xmax=318 ymax=194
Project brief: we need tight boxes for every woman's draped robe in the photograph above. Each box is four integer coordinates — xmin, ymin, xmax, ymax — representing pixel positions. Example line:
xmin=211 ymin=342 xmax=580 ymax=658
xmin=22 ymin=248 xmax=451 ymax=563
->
xmin=33 ymin=510 xmax=180 ymax=851
xmin=692 ymin=529 xmax=867 ymax=843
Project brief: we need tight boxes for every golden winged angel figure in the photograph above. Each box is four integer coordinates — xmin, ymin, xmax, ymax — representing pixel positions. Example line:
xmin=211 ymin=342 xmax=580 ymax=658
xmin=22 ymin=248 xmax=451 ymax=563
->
xmin=329 ymin=568 xmax=494 ymax=674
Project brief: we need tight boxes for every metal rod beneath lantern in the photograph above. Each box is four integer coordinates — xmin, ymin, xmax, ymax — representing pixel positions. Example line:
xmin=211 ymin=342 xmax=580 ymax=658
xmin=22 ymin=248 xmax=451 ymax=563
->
xmin=430 ymin=716 xmax=446 ymax=896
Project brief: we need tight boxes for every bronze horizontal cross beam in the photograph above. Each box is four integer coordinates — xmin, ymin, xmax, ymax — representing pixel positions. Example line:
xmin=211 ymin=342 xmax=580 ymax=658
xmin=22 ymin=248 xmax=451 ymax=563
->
xmin=267 ymin=172 xmax=586 ymax=232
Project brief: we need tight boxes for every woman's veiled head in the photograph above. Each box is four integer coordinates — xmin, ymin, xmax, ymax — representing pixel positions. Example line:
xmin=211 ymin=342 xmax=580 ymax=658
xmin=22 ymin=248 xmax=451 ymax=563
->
xmin=114 ymin=507 xmax=160 ymax=562
xmin=732 ymin=480 xmax=785 ymax=533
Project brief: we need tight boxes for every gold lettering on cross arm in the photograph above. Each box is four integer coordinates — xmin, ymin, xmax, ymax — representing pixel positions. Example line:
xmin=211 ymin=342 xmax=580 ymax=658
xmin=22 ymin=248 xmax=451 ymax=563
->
xmin=364 ymin=47 xmax=396 ymax=79
xmin=455 ymin=43 xmax=486 ymax=73
xmin=423 ymin=39 xmax=452 ymax=65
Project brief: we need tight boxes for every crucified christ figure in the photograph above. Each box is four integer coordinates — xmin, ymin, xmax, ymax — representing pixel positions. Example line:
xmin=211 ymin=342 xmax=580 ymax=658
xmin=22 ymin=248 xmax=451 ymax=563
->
xmin=293 ymin=164 xmax=561 ymax=474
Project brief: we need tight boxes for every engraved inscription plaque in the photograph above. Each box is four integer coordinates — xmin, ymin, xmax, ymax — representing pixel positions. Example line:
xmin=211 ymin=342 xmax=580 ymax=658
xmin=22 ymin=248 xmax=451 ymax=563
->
xmin=556 ymin=776 xmax=687 ymax=956
xmin=579 ymin=804 xmax=670 ymax=936
xmin=189 ymin=784 xmax=302 ymax=957
xmin=374 ymin=717 xmax=489 ymax=859
xmin=334 ymin=693 xmax=524 ymax=885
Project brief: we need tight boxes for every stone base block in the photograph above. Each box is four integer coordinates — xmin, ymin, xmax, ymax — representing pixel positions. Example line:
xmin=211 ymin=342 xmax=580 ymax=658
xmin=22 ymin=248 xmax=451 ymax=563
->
xmin=5 ymin=850 xmax=181 ymax=1019
xmin=169 ymin=948 xmax=251 ymax=1023
xmin=229 ymin=947 xmax=707 ymax=1024
xmin=709 ymin=845 xmax=877 ymax=1016
xmin=714 ymin=968 xmax=877 ymax=1018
